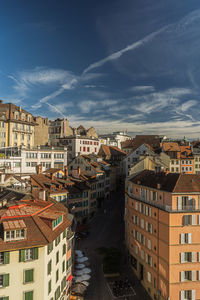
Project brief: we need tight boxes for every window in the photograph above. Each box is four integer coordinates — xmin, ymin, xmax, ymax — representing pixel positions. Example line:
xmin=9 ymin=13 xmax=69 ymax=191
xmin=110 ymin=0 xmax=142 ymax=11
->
xmin=146 ymin=254 xmax=152 ymax=267
xmin=56 ymin=251 xmax=59 ymax=264
xmin=147 ymin=271 xmax=151 ymax=282
xmin=24 ymin=269 xmax=34 ymax=283
xmin=56 ymin=269 xmax=59 ymax=282
xmin=48 ymin=279 xmax=52 ymax=294
xmin=53 ymin=216 xmax=63 ymax=230
xmin=55 ymin=235 xmax=61 ymax=246
xmin=147 ymin=239 xmax=151 ymax=250
xmin=180 ymin=252 xmax=195 ymax=263
xmin=0 ymin=252 xmax=9 ymax=265
xmin=180 ymin=233 xmax=192 ymax=244
xmin=180 ymin=271 xmax=195 ymax=282
xmin=183 ymin=215 xmax=195 ymax=226
xmin=63 ymin=244 xmax=66 ymax=255
xmin=24 ymin=291 xmax=33 ymax=300
xmin=47 ymin=242 xmax=53 ymax=254
xmin=0 ymin=274 xmax=9 ymax=287
xmin=47 ymin=260 xmax=52 ymax=275
xmin=19 ymin=248 xmax=38 ymax=262
xmin=62 ymin=260 xmax=65 ymax=273
xmin=5 ymin=229 xmax=26 ymax=241
xmin=55 ymin=286 xmax=60 ymax=300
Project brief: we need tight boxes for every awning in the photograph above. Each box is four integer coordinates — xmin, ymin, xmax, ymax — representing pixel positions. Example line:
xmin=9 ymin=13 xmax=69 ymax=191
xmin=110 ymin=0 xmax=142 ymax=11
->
xmin=67 ymin=274 xmax=73 ymax=282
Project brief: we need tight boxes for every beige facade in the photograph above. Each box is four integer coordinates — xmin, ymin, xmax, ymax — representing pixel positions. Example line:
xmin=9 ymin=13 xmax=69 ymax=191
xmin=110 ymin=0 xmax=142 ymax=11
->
xmin=34 ymin=116 xmax=49 ymax=146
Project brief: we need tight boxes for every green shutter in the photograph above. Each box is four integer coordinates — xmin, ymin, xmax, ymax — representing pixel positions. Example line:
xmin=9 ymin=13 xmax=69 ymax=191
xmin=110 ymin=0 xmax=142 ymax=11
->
xmin=4 ymin=252 xmax=10 ymax=264
xmin=63 ymin=229 xmax=66 ymax=239
xmin=33 ymin=247 xmax=38 ymax=260
xmin=24 ymin=291 xmax=33 ymax=300
xmin=4 ymin=297 xmax=9 ymax=300
xmin=4 ymin=273 xmax=9 ymax=287
xmin=63 ymin=244 xmax=66 ymax=255
xmin=25 ymin=269 xmax=34 ymax=283
xmin=19 ymin=249 xmax=25 ymax=262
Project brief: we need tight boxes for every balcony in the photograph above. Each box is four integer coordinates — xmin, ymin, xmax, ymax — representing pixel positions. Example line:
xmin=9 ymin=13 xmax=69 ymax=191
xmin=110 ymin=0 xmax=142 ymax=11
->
xmin=13 ymin=128 xmax=33 ymax=134
xmin=127 ymin=191 xmax=199 ymax=213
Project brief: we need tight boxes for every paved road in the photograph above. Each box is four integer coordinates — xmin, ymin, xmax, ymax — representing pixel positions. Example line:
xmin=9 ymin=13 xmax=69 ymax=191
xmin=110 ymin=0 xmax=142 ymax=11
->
xmin=75 ymin=190 xmax=151 ymax=300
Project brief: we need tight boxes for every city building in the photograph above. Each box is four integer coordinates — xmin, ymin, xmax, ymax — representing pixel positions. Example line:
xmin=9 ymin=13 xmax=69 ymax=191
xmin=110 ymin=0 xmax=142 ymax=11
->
xmin=162 ymin=142 xmax=194 ymax=174
xmin=0 ymin=102 xmax=37 ymax=148
xmin=49 ymin=118 xmax=73 ymax=146
xmin=0 ymin=146 xmax=67 ymax=174
xmin=0 ymin=189 xmax=73 ymax=300
xmin=68 ymin=154 xmax=110 ymax=205
xmin=99 ymin=131 xmax=131 ymax=149
xmin=128 ymin=153 xmax=170 ymax=177
xmin=98 ymin=145 xmax=126 ymax=191
xmin=34 ymin=116 xmax=49 ymax=146
xmin=60 ymin=136 xmax=100 ymax=163
xmin=125 ymin=170 xmax=200 ymax=300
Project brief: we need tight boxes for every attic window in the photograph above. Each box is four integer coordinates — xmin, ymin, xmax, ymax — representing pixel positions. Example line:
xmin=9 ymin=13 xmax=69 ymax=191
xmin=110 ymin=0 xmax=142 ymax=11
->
xmin=3 ymin=220 xmax=27 ymax=241
xmin=52 ymin=215 xmax=63 ymax=230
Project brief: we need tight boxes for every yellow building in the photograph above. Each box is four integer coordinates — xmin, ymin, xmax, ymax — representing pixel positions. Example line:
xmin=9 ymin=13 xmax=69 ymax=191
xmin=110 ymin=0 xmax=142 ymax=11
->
xmin=0 ymin=102 xmax=37 ymax=148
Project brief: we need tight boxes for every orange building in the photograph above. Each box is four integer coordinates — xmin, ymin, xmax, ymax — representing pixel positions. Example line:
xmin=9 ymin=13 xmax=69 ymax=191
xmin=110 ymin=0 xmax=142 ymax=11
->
xmin=125 ymin=170 xmax=200 ymax=300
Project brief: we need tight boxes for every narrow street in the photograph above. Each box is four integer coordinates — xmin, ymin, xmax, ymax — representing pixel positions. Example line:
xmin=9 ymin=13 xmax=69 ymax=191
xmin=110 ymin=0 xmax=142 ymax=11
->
xmin=75 ymin=190 xmax=151 ymax=300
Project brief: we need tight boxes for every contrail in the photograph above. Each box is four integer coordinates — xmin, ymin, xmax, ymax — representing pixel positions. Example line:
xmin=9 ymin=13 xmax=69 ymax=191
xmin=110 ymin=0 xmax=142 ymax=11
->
xmin=83 ymin=25 xmax=169 ymax=74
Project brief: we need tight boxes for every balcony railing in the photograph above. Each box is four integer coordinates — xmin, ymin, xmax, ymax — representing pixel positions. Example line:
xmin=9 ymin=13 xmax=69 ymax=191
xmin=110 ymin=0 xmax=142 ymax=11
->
xmin=127 ymin=191 xmax=199 ymax=213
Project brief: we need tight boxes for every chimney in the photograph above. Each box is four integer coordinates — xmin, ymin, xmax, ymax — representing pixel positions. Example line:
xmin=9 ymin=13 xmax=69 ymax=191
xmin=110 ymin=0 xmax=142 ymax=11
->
xmin=39 ymin=190 xmax=46 ymax=201
xmin=36 ymin=164 xmax=42 ymax=174
xmin=78 ymin=167 xmax=81 ymax=176
xmin=64 ymin=165 xmax=68 ymax=177
xmin=157 ymin=183 xmax=161 ymax=189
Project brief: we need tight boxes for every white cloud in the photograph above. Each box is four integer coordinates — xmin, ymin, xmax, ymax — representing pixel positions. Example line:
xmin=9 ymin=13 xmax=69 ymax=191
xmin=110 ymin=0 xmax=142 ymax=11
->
xmin=181 ymin=100 xmax=197 ymax=112
xmin=130 ymin=86 xmax=155 ymax=93
xmin=78 ymin=99 xmax=118 ymax=113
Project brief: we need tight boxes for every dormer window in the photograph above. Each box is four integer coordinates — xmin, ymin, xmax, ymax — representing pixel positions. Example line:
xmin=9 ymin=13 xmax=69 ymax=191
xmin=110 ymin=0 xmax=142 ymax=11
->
xmin=52 ymin=215 xmax=63 ymax=230
xmin=3 ymin=220 xmax=26 ymax=241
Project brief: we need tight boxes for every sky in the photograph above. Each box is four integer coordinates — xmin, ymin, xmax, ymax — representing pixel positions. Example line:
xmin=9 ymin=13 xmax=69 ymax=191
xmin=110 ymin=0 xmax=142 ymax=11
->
xmin=1 ymin=0 xmax=200 ymax=138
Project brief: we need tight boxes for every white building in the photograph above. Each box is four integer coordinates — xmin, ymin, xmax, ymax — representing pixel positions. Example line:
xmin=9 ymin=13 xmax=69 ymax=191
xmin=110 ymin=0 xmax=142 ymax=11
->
xmin=0 ymin=190 xmax=73 ymax=300
xmin=0 ymin=146 xmax=67 ymax=174
xmin=60 ymin=136 xmax=100 ymax=163
xmin=122 ymin=143 xmax=155 ymax=177
xmin=99 ymin=131 xmax=131 ymax=149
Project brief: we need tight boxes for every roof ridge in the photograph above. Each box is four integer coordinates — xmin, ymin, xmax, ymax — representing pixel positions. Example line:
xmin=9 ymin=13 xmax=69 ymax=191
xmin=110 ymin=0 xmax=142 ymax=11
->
xmin=172 ymin=173 xmax=181 ymax=193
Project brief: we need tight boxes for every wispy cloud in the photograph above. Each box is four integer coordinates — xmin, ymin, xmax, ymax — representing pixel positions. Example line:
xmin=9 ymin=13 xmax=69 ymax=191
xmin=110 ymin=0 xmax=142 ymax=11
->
xmin=78 ymin=99 xmax=118 ymax=113
xmin=130 ymin=86 xmax=155 ymax=93
xmin=181 ymin=100 xmax=197 ymax=112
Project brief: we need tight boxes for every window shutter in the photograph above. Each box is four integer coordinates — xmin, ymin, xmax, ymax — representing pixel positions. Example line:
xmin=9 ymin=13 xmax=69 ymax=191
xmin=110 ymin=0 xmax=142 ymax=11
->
xmin=180 ymin=234 xmax=184 ymax=244
xmin=192 ymin=290 xmax=195 ymax=300
xmin=4 ymin=297 xmax=9 ymax=300
xmin=198 ymin=270 xmax=200 ymax=280
xmin=177 ymin=196 xmax=182 ymax=210
xmin=199 ymin=215 xmax=200 ymax=225
xmin=192 ymin=215 xmax=195 ymax=225
xmin=149 ymin=207 xmax=152 ymax=217
xmin=180 ymin=291 xmax=184 ymax=300
xmin=19 ymin=249 xmax=25 ymax=262
xmin=180 ymin=271 xmax=184 ymax=282
xmin=146 ymin=254 xmax=148 ymax=263
xmin=33 ymin=248 xmax=38 ymax=260
xmin=198 ymin=252 xmax=200 ymax=262
xmin=150 ymin=257 xmax=153 ymax=267
xmin=192 ymin=252 xmax=196 ymax=262
xmin=188 ymin=233 xmax=192 ymax=244
xmin=63 ymin=229 xmax=66 ymax=239
xmin=146 ymin=222 xmax=148 ymax=231
xmin=150 ymin=224 xmax=153 ymax=234
xmin=133 ymin=229 xmax=136 ymax=238
xmin=192 ymin=270 xmax=195 ymax=281
xmin=144 ymin=236 xmax=146 ymax=245
xmin=150 ymin=191 xmax=153 ymax=200
xmin=4 ymin=251 xmax=10 ymax=264
xmin=180 ymin=253 xmax=184 ymax=263
xmin=4 ymin=273 xmax=9 ymax=287
xmin=146 ymin=206 xmax=148 ymax=215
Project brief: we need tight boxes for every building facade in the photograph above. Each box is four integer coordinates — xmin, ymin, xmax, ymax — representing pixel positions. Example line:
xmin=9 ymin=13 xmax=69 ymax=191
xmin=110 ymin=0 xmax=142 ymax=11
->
xmin=0 ymin=190 xmax=73 ymax=300
xmin=125 ymin=170 xmax=200 ymax=300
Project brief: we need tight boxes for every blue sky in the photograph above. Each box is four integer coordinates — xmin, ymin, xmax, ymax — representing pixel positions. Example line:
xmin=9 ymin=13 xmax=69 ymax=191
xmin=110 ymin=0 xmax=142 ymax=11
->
xmin=1 ymin=0 xmax=200 ymax=137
